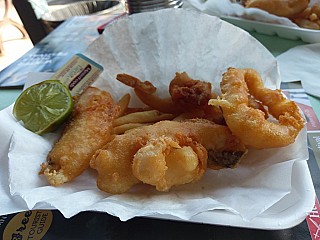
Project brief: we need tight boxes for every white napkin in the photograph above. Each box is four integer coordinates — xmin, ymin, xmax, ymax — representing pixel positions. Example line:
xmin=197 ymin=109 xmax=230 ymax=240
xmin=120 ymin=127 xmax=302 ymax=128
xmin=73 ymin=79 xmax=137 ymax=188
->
xmin=277 ymin=43 xmax=320 ymax=98
xmin=0 ymin=106 xmax=30 ymax=216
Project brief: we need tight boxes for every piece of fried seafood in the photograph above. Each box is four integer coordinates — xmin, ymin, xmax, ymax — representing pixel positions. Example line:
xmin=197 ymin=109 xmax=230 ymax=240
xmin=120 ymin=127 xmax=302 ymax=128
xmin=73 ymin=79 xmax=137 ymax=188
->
xmin=244 ymin=0 xmax=309 ymax=18
xmin=40 ymin=87 xmax=120 ymax=186
xmin=116 ymin=73 xmax=225 ymax=124
xmin=169 ymin=72 xmax=226 ymax=124
xmin=132 ymin=135 xmax=207 ymax=192
xmin=90 ymin=119 xmax=247 ymax=194
xmin=116 ymin=73 xmax=180 ymax=113
xmin=209 ymin=68 xmax=305 ymax=149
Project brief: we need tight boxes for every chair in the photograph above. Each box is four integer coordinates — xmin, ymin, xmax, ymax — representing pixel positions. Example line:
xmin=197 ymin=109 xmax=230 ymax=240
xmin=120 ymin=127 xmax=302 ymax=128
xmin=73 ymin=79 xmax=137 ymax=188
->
xmin=12 ymin=0 xmax=48 ymax=45
xmin=0 ymin=0 xmax=29 ymax=54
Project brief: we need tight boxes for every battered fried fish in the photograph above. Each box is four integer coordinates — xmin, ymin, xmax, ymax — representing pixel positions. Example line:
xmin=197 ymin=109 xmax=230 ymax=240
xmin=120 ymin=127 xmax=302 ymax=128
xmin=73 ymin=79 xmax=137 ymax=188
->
xmin=90 ymin=119 xmax=247 ymax=194
xmin=40 ymin=87 xmax=119 ymax=186
xmin=244 ymin=0 xmax=309 ymax=18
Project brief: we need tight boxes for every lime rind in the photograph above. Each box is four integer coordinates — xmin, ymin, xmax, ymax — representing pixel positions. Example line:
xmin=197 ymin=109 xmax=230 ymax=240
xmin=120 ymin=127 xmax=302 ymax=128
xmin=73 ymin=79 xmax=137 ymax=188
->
xmin=13 ymin=80 xmax=73 ymax=135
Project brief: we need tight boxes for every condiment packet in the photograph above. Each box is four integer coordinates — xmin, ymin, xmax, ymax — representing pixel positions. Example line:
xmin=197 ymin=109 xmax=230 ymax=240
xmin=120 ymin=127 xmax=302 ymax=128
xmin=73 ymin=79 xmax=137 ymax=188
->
xmin=51 ymin=53 xmax=103 ymax=96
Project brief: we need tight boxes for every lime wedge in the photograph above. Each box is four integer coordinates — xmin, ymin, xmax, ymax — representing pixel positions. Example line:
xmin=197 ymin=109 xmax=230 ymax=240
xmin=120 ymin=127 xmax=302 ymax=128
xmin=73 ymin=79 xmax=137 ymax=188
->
xmin=13 ymin=80 xmax=73 ymax=135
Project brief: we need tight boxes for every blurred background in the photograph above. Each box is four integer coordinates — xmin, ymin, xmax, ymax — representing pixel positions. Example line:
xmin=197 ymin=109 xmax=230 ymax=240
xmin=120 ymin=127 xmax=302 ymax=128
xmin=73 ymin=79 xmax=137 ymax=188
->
xmin=0 ymin=1 xmax=33 ymax=71
xmin=0 ymin=0 xmax=123 ymax=71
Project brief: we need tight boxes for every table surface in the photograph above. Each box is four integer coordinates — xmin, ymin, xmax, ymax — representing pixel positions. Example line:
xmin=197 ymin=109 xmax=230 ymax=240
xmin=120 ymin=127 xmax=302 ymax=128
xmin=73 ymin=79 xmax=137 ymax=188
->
xmin=1 ymin=11 xmax=320 ymax=240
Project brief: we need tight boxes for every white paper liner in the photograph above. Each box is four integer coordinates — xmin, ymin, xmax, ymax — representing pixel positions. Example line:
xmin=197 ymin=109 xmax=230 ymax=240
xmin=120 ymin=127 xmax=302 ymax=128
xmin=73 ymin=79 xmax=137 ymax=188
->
xmin=85 ymin=8 xmax=280 ymax=98
xmin=0 ymin=9 xmax=309 ymax=222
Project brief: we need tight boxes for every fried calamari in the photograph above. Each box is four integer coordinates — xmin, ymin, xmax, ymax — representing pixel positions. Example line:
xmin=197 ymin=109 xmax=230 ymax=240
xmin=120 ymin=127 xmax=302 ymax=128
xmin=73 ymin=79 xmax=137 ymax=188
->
xmin=209 ymin=68 xmax=305 ymax=149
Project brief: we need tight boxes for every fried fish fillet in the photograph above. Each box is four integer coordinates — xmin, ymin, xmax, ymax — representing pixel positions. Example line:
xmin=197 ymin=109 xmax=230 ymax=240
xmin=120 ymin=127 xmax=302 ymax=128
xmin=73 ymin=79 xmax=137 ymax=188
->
xmin=244 ymin=0 xmax=309 ymax=18
xmin=90 ymin=119 xmax=247 ymax=194
xmin=40 ymin=87 xmax=119 ymax=186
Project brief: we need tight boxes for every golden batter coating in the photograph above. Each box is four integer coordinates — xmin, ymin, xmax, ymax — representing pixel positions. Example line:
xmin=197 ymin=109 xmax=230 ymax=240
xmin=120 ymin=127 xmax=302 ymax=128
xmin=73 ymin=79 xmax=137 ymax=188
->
xmin=244 ymin=0 xmax=310 ymax=18
xmin=209 ymin=68 xmax=305 ymax=149
xmin=40 ymin=87 xmax=119 ymax=186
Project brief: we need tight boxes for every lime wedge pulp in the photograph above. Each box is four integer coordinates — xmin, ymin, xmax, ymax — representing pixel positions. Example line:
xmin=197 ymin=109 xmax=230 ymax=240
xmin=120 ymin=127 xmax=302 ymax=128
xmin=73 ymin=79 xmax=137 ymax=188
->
xmin=13 ymin=80 xmax=73 ymax=135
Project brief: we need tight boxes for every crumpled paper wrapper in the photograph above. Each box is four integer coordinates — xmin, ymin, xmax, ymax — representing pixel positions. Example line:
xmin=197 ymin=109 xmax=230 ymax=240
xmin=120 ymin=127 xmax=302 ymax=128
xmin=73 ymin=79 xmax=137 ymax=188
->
xmin=185 ymin=0 xmax=299 ymax=27
xmin=1 ymin=9 xmax=309 ymax=222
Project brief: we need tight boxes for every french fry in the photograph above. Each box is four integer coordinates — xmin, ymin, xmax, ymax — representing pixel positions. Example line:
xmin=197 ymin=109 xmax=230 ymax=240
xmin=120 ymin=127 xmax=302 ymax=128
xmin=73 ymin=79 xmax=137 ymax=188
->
xmin=173 ymin=112 xmax=193 ymax=121
xmin=116 ymin=73 xmax=182 ymax=114
xmin=125 ymin=107 xmax=153 ymax=114
xmin=134 ymin=89 xmax=181 ymax=114
xmin=113 ymin=109 xmax=175 ymax=127
xmin=116 ymin=93 xmax=131 ymax=117
xmin=113 ymin=123 xmax=150 ymax=135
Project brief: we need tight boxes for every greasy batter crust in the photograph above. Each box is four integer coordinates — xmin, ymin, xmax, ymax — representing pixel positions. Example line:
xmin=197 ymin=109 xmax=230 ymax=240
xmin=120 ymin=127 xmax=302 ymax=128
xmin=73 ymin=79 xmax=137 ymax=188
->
xmin=132 ymin=135 xmax=208 ymax=191
xmin=169 ymin=72 xmax=226 ymax=125
xmin=40 ymin=87 xmax=120 ymax=186
xmin=244 ymin=0 xmax=310 ymax=18
xmin=169 ymin=72 xmax=213 ymax=107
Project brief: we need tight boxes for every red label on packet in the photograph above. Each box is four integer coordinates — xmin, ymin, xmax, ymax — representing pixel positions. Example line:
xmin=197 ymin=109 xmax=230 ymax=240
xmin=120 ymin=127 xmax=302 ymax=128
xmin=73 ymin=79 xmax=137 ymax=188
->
xmin=51 ymin=53 xmax=103 ymax=96
xmin=307 ymin=197 xmax=320 ymax=240
xmin=297 ymin=102 xmax=320 ymax=131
